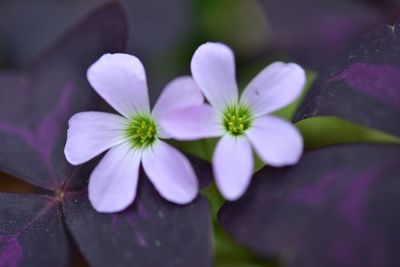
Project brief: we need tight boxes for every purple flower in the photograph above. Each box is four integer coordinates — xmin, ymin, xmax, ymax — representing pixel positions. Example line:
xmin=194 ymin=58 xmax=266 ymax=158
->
xmin=65 ymin=53 xmax=204 ymax=213
xmin=161 ymin=42 xmax=306 ymax=200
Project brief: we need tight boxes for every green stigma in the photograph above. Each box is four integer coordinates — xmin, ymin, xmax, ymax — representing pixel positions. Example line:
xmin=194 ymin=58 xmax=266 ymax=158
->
xmin=222 ymin=104 xmax=253 ymax=136
xmin=125 ymin=115 xmax=158 ymax=149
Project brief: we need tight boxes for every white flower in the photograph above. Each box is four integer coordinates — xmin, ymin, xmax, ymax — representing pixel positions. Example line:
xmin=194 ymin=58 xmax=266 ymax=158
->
xmin=160 ymin=42 xmax=305 ymax=200
xmin=65 ymin=53 xmax=203 ymax=213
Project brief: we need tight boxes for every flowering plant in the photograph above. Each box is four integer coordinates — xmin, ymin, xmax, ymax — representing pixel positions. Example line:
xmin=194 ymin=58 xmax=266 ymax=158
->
xmin=0 ymin=1 xmax=399 ymax=267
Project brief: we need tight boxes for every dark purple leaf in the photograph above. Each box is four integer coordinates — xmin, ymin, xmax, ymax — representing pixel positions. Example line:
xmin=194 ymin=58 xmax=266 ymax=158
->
xmin=0 ymin=0 xmax=192 ymax=98
xmin=186 ymin=154 xmax=213 ymax=189
xmin=294 ymin=19 xmax=400 ymax=136
xmin=0 ymin=193 xmax=68 ymax=267
xmin=0 ymin=3 xmax=214 ymax=266
xmin=259 ymin=0 xmax=385 ymax=69
xmin=0 ymin=1 xmax=108 ymax=68
xmin=0 ymin=3 xmax=127 ymax=190
xmin=219 ymin=144 xmax=400 ymax=267
xmin=0 ymin=0 xmax=190 ymax=67
xmin=63 ymin=178 xmax=213 ymax=267
xmin=59 ymin=155 xmax=213 ymax=266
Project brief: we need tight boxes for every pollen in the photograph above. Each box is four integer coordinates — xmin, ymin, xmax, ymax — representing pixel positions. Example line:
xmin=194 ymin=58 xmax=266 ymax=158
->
xmin=222 ymin=105 xmax=253 ymax=136
xmin=125 ymin=115 xmax=158 ymax=149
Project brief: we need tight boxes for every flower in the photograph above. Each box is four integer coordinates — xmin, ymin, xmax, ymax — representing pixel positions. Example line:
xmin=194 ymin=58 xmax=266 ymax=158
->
xmin=65 ymin=53 xmax=204 ymax=213
xmin=160 ymin=42 xmax=306 ymax=200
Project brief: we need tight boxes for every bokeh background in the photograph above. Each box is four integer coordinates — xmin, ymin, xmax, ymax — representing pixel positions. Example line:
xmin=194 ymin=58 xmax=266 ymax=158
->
xmin=1 ymin=0 xmax=400 ymax=266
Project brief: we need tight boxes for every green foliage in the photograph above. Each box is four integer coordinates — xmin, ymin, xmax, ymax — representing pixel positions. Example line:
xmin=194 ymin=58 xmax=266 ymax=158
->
xmin=195 ymin=0 xmax=269 ymax=54
xmin=297 ymin=117 xmax=400 ymax=149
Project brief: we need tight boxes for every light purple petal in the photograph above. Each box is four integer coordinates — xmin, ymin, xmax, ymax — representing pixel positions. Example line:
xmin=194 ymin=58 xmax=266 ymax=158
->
xmin=87 ymin=53 xmax=150 ymax=118
xmin=240 ymin=62 xmax=306 ymax=116
xmin=152 ymin=76 xmax=204 ymax=119
xmin=191 ymin=42 xmax=239 ymax=110
xmin=88 ymin=143 xmax=141 ymax=213
xmin=64 ymin=111 xmax=127 ymax=165
xmin=158 ymin=105 xmax=222 ymax=140
xmin=246 ymin=115 xmax=303 ymax=167
xmin=142 ymin=140 xmax=198 ymax=204
xmin=213 ymin=136 xmax=253 ymax=201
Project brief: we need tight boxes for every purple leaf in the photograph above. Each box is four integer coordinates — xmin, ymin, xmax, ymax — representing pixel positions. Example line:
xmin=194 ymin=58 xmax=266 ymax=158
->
xmin=63 ymin=178 xmax=213 ymax=267
xmin=0 ymin=0 xmax=190 ymax=67
xmin=294 ymin=19 xmax=400 ymax=136
xmin=0 ymin=193 xmax=68 ymax=267
xmin=0 ymin=1 xmax=108 ymax=68
xmin=0 ymin=3 xmax=214 ymax=266
xmin=0 ymin=0 xmax=192 ymax=97
xmin=186 ymin=154 xmax=213 ymax=189
xmin=0 ymin=3 xmax=127 ymax=190
xmin=219 ymin=144 xmax=400 ymax=267
xmin=259 ymin=0 xmax=385 ymax=69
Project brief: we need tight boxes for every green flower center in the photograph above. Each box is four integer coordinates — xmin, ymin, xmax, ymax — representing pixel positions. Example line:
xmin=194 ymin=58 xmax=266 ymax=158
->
xmin=222 ymin=105 xmax=253 ymax=136
xmin=125 ymin=115 xmax=158 ymax=149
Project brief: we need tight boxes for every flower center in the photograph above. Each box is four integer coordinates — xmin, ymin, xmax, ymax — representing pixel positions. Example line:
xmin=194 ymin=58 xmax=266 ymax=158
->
xmin=125 ymin=115 xmax=158 ymax=149
xmin=222 ymin=105 xmax=253 ymax=136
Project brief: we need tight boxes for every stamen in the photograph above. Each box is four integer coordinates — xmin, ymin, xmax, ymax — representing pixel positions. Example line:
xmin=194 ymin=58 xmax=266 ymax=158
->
xmin=125 ymin=115 xmax=158 ymax=149
xmin=222 ymin=105 xmax=253 ymax=136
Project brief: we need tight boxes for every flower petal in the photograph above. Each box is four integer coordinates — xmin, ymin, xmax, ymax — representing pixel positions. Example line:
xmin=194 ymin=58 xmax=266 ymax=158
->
xmin=142 ymin=140 xmax=198 ymax=204
xmin=64 ymin=111 xmax=127 ymax=165
xmin=88 ymin=144 xmax=141 ymax=213
xmin=191 ymin=42 xmax=239 ymax=110
xmin=246 ymin=115 xmax=303 ymax=167
xmin=240 ymin=62 xmax=306 ymax=116
xmin=213 ymin=135 xmax=253 ymax=201
xmin=87 ymin=53 xmax=150 ymax=118
xmin=152 ymin=76 xmax=204 ymax=119
xmin=158 ymin=105 xmax=222 ymax=140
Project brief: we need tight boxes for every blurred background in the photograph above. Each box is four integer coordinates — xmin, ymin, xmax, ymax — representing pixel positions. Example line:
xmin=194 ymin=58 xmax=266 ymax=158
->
xmin=1 ymin=0 xmax=399 ymax=97
xmin=1 ymin=0 xmax=399 ymax=266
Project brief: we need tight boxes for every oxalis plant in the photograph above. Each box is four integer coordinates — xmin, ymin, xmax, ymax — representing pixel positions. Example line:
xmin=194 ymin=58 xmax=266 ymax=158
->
xmin=0 ymin=2 xmax=400 ymax=267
